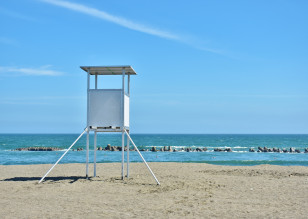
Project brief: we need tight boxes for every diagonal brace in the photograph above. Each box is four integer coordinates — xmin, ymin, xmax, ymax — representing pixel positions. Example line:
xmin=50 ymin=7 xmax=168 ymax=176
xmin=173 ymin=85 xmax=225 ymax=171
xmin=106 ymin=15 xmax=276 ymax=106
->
xmin=124 ymin=129 xmax=160 ymax=185
xmin=38 ymin=127 xmax=88 ymax=183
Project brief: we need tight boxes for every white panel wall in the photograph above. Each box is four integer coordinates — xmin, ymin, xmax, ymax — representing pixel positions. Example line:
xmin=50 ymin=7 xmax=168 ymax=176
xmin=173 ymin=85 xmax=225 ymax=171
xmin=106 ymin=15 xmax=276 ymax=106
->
xmin=124 ymin=94 xmax=130 ymax=127
xmin=88 ymin=89 xmax=122 ymax=127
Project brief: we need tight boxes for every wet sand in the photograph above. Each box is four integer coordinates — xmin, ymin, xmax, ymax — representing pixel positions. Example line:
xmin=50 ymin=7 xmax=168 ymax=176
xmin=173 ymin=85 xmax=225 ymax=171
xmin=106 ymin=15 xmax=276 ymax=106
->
xmin=0 ymin=163 xmax=307 ymax=218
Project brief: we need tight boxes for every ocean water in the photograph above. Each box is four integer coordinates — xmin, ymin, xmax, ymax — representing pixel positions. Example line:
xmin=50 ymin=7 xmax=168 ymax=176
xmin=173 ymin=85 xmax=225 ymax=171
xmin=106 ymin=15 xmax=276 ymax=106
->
xmin=0 ymin=134 xmax=307 ymax=166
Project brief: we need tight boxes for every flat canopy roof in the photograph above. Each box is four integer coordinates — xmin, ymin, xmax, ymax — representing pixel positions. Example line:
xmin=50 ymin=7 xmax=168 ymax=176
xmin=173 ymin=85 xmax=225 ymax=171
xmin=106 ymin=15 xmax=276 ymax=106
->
xmin=80 ymin=66 xmax=137 ymax=75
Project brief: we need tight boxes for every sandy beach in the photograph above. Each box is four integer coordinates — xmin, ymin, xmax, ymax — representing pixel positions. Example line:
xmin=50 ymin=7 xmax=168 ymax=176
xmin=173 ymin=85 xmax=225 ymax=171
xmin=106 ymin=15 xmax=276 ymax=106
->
xmin=0 ymin=163 xmax=307 ymax=218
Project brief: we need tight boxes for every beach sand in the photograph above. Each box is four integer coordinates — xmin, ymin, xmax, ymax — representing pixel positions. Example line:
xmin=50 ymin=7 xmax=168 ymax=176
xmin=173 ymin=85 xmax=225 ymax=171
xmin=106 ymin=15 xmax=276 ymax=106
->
xmin=0 ymin=163 xmax=307 ymax=218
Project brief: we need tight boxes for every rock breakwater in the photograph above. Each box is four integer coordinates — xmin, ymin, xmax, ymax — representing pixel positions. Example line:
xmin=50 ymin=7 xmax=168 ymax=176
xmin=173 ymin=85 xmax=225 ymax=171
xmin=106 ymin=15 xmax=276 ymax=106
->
xmin=14 ymin=147 xmax=61 ymax=151
xmin=14 ymin=145 xmax=308 ymax=153
xmin=250 ymin=147 xmax=307 ymax=153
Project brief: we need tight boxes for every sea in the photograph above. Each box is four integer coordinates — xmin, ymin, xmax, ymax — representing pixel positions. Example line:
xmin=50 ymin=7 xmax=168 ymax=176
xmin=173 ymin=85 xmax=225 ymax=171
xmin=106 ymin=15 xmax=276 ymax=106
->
xmin=0 ymin=134 xmax=307 ymax=166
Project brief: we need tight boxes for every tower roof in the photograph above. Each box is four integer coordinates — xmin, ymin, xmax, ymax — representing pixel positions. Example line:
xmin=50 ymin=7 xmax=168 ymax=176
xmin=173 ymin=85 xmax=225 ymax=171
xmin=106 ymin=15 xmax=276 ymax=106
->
xmin=80 ymin=66 xmax=137 ymax=75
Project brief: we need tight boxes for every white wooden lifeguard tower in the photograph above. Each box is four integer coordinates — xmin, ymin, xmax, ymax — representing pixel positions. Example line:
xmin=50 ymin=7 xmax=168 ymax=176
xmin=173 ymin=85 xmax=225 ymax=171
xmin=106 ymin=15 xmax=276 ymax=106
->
xmin=39 ymin=66 xmax=160 ymax=185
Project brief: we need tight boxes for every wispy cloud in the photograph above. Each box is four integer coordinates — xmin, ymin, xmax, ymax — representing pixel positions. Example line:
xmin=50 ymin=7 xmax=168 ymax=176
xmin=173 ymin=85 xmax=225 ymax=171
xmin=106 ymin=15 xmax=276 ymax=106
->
xmin=0 ymin=65 xmax=63 ymax=76
xmin=41 ymin=0 xmax=222 ymax=54
xmin=41 ymin=0 xmax=179 ymax=40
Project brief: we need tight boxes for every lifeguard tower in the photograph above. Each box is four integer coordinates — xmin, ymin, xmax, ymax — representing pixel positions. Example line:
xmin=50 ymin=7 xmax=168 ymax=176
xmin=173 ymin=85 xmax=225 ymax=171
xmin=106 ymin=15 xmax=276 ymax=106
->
xmin=39 ymin=66 xmax=160 ymax=185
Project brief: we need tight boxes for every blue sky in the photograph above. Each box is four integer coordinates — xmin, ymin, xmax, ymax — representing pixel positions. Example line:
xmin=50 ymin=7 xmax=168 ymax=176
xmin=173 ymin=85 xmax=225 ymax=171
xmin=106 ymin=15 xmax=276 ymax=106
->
xmin=0 ymin=0 xmax=307 ymax=134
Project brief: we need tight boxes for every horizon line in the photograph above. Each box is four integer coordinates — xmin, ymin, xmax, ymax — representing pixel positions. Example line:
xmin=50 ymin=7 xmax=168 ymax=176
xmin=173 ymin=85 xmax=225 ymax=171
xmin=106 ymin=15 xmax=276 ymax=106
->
xmin=1 ymin=133 xmax=307 ymax=135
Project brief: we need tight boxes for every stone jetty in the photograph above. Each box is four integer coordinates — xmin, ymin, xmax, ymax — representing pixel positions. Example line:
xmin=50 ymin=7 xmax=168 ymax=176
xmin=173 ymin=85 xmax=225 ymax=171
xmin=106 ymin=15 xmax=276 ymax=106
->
xmin=214 ymin=148 xmax=232 ymax=152
xmin=14 ymin=145 xmax=308 ymax=153
xmin=93 ymin=145 xmax=209 ymax=152
xmin=14 ymin=147 xmax=61 ymax=151
xmin=252 ymin=147 xmax=306 ymax=153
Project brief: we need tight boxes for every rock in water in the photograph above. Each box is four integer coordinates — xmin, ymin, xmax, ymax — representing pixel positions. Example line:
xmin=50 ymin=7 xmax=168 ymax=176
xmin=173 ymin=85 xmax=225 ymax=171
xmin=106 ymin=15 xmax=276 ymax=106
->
xmin=151 ymin=146 xmax=157 ymax=152
xmin=196 ymin=147 xmax=202 ymax=152
xmin=105 ymin=144 xmax=112 ymax=151
xmin=225 ymin=148 xmax=232 ymax=152
xmin=116 ymin=146 xmax=122 ymax=151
